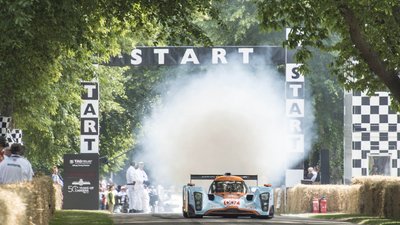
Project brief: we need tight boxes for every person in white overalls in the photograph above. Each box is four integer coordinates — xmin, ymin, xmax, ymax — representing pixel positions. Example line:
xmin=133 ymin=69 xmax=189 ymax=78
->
xmin=125 ymin=161 xmax=137 ymax=212
xmin=132 ymin=162 xmax=150 ymax=213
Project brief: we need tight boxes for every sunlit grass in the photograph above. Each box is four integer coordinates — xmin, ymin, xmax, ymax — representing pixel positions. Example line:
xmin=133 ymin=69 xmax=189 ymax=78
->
xmin=311 ymin=213 xmax=400 ymax=225
xmin=49 ymin=210 xmax=113 ymax=225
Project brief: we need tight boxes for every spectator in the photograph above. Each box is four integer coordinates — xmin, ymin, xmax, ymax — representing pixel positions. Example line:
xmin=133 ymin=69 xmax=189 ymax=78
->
xmin=0 ymin=143 xmax=34 ymax=184
xmin=3 ymin=146 xmax=11 ymax=158
xmin=119 ymin=186 xmax=129 ymax=213
xmin=0 ymin=136 xmax=6 ymax=162
xmin=107 ymin=184 xmax=116 ymax=213
xmin=126 ymin=161 xmax=137 ymax=213
xmin=51 ymin=165 xmax=64 ymax=187
xmin=99 ymin=186 xmax=107 ymax=210
xmin=306 ymin=167 xmax=318 ymax=182
xmin=370 ymin=164 xmax=379 ymax=175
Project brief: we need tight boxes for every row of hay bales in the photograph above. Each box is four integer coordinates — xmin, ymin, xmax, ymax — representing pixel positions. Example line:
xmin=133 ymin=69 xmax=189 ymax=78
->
xmin=0 ymin=176 xmax=62 ymax=225
xmin=274 ymin=176 xmax=400 ymax=219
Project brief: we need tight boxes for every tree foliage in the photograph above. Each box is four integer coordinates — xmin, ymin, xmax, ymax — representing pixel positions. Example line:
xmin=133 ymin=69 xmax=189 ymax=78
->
xmin=0 ymin=0 xmax=215 ymax=172
xmin=256 ymin=0 xmax=400 ymax=106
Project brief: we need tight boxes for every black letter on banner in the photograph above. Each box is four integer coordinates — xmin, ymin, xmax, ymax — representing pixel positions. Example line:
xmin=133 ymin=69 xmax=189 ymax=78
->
xmin=82 ymin=82 xmax=99 ymax=100
xmin=84 ymin=104 xmax=96 ymax=116
xmin=84 ymin=138 xmax=96 ymax=151
xmin=81 ymin=118 xmax=99 ymax=135
xmin=291 ymin=67 xmax=301 ymax=79
xmin=286 ymin=82 xmax=304 ymax=99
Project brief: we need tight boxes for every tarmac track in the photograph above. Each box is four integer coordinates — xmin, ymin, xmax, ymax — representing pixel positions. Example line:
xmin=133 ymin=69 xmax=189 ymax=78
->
xmin=112 ymin=213 xmax=356 ymax=225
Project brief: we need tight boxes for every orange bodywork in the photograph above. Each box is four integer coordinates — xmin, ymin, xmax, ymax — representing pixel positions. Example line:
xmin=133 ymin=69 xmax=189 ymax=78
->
xmin=214 ymin=175 xmax=244 ymax=182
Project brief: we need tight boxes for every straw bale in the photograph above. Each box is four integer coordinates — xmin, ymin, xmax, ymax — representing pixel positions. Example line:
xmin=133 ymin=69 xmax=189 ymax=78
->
xmin=53 ymin=184 xmax=63 ymax=210
xmin=286 ymin=184 xmax=361 ymax=214
xmin=0 ymin=176 xmax=58 ymax=225
xmin=0 ymin=189 xmax=27 ymax=225
xmin=353 ymin=176 xmax=400 ymax=218
xmin=382 ymin=182 xmax=400 ymax=219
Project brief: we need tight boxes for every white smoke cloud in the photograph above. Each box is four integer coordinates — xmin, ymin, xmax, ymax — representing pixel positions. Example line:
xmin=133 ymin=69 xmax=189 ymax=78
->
xmin=138 ymin=64 xmax=307 ymax=187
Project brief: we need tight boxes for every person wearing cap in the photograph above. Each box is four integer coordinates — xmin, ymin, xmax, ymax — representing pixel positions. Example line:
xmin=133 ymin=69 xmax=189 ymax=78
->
xmin=0 ymin=143 xmax=34 ymax=184
xmin=126 ymin=161 xmax=137 ymax=212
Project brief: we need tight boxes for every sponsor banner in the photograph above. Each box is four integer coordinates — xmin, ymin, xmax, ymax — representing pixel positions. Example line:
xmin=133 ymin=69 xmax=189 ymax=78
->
xmin=63 ymin=154 xmax=99 ymax=209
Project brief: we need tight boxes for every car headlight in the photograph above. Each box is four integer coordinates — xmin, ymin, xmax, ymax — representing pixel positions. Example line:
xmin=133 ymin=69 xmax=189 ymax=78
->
xmin=260 ymin=192 xmax=269 ymax=201
xmin=260 ymin=192 xmax=269 ymax=212
xmin=194 ymin=192 xmax=202 ymax=200
xmin=194 ymin=192 xmax=203 ymax=211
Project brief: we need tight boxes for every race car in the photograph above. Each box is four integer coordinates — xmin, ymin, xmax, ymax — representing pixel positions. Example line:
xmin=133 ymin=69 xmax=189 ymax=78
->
xmin=182 ymin=173 xmax=274 ymax=219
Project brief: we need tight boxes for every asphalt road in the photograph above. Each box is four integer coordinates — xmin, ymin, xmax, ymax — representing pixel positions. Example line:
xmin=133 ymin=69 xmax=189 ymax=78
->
xmin=112 ymin=213 xmax=356 ymax=225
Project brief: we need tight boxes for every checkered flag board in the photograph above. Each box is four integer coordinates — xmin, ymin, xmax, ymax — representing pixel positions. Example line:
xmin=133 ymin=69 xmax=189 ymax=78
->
xmin=0 ymin=116 xmax=11 ymax=136
xmin=6 ymin=132 xmax=14 ymax=145
xmin=351 ymin=91 xmax=400 ymax=176
xmin=10 ymin=129 xmax=23 ymax=144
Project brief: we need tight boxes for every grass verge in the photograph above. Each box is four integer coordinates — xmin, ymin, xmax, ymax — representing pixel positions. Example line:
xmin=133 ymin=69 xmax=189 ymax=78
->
xmin=311 ymin=213 xmax=400 ymax=225
xmin=49 ymin=210 xmax=113 ymax=225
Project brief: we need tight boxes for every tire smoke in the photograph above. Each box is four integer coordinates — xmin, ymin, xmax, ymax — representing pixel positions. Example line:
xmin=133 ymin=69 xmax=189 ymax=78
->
xmin=138 ymin=64 xmax=302 ymax=186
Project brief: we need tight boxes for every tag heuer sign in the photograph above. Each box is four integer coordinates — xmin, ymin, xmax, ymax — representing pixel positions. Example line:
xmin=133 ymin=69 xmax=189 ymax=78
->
xmin=70 ymin=159 xmax=94 ymax=167
xmin=63 ymin=154 xmax=99 ymax=209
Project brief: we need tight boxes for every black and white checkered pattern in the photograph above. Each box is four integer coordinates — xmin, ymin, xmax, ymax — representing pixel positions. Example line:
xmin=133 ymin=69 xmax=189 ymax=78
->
xmin=6 ymin=132 xmax=14 ymax=144
xmin=351 ymin=91 xmax=400 ymax=176
xmin=0 ymin=116 xmax=23 ymax=145
xmin=10 ymin=129 xmax=23 ymax=144
xmin=0 ymin=116 xmax=11 ymax=137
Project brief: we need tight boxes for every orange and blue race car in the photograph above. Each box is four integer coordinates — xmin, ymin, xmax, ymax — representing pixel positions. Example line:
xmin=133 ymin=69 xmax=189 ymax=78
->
xmin=182 ymin=173 xmax=274 ymax=219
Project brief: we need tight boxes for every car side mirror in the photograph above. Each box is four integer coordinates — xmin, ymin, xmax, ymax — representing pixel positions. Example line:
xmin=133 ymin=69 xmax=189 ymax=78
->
xmin=246 ymin=194 xmax=254 ymax=201
xmin=208 ymin=194 xmax=215 ymax=201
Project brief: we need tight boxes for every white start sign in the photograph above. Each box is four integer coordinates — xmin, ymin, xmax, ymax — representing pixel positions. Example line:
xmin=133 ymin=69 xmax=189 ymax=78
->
xmin=81 ymin=81 xmax=99 ymax=153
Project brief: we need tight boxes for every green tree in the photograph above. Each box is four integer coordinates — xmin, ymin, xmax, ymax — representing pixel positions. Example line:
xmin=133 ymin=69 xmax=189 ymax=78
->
xmin=0 ymin=0 xmax=215 ymax=172
xmin=195 ymin=0 xmax=284 ymax=45
xmin=307 ymin=52 xmax=344 ymax=183
xmin=256 ymin=0 xmax=400 ymax=106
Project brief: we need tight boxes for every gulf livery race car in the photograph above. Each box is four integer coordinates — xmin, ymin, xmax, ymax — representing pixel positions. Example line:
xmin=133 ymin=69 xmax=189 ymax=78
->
xmin=182 ymin=173 xmax=274 ymax=219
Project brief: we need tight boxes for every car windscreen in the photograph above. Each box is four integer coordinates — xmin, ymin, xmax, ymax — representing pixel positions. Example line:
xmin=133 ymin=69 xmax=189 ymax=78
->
xmin=209 ymin=181 xmax=247 ymax=193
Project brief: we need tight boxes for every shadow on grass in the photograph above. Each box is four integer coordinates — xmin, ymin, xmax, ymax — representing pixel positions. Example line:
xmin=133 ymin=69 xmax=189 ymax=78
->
xmin=49 ymin=210 xmax=113 ymax=225
xmin=311 ymin=213 xmax=400 ymax=225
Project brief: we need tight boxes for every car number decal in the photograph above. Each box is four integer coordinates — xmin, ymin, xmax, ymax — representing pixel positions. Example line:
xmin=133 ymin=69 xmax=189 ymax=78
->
xmin=223 ymin=199 xmax=240 ymax=206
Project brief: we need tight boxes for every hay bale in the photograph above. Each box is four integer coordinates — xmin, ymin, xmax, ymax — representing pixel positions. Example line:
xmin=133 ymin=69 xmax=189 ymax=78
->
xmin=53 ymin=184 xmax=63 ymax=210
xmin=382 ymin=182 xmax=400 ymax=219
xmin=0 ymin=188 xmax=28 ymax=225
xmin=30 ymin=177 xmax=56 ymax=225
xmin=0 ymin=176 xmax=58 ymax=225
xmin=352 ymin=176 xmax=400 ymax=218
xmin=286 ymin=184 xmax=361 ymax=214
